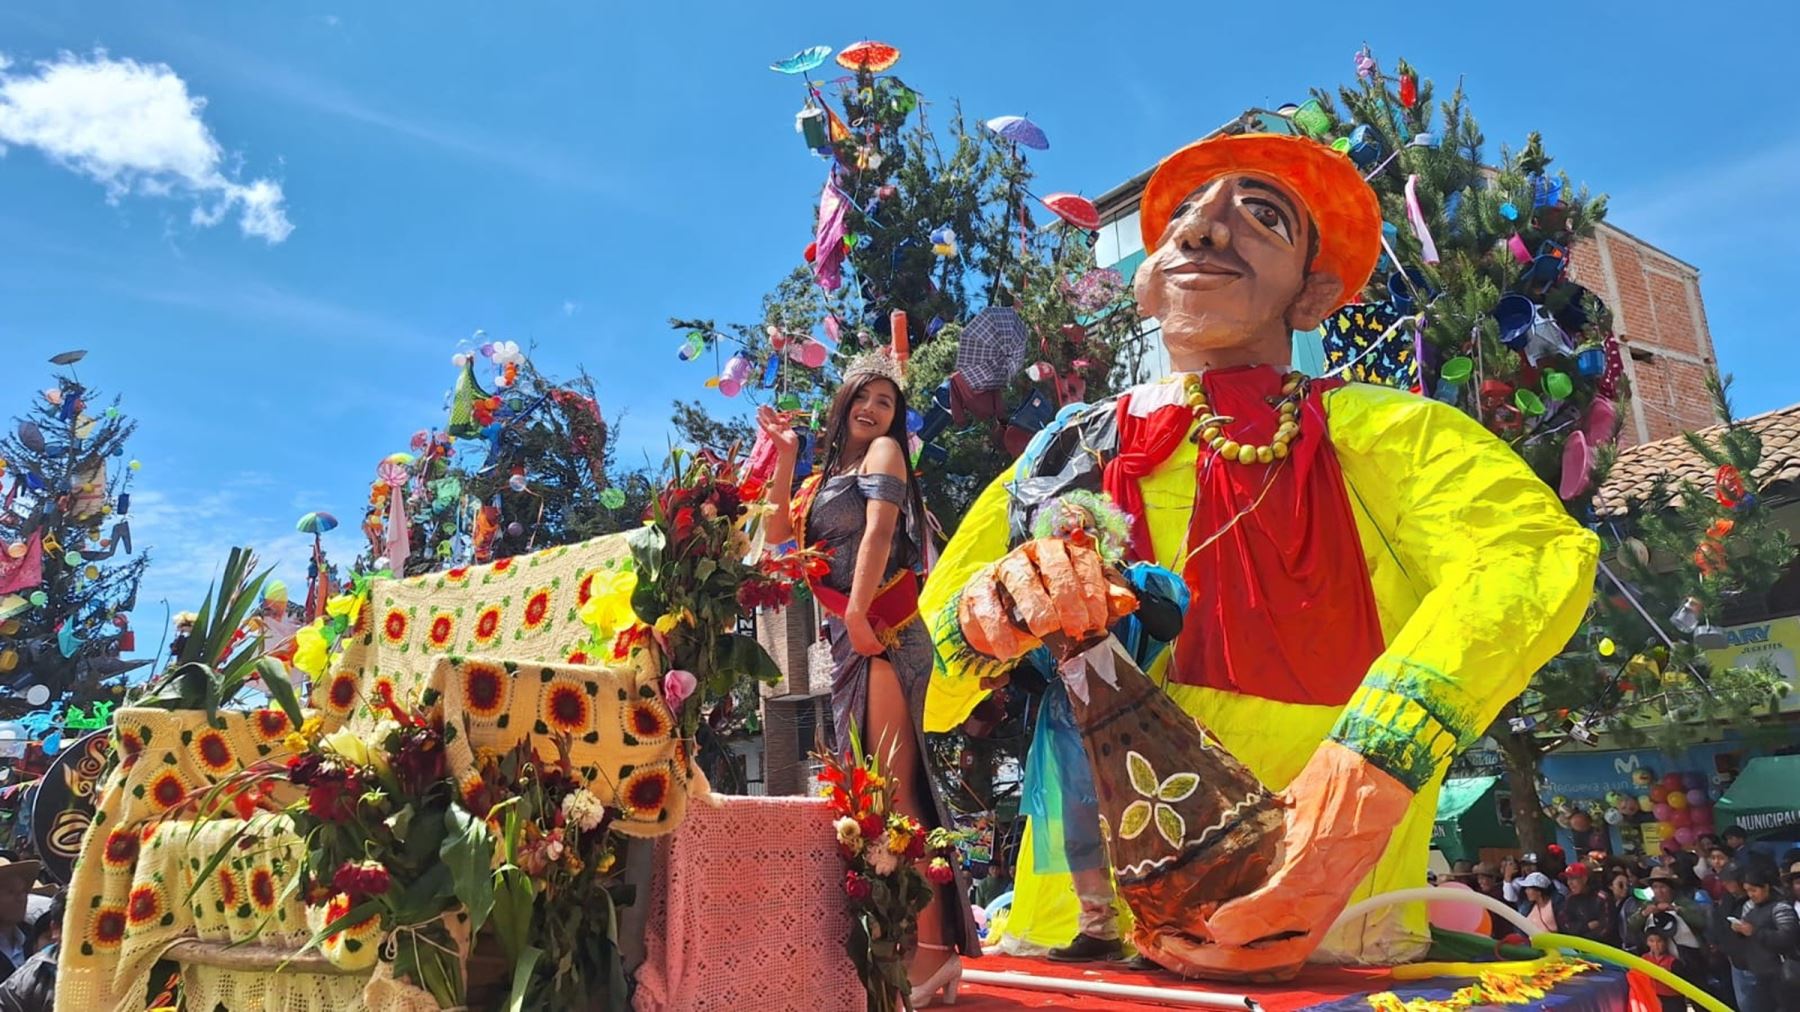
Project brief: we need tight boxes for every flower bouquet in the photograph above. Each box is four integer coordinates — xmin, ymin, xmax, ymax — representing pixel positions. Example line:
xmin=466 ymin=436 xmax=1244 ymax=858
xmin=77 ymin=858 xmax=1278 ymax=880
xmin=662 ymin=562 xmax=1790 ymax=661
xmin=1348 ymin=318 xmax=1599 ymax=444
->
xmin=579 ymin=446 xmax=828 ymax=736
xmin=816 ymin=740 xmax=964 ymax=1012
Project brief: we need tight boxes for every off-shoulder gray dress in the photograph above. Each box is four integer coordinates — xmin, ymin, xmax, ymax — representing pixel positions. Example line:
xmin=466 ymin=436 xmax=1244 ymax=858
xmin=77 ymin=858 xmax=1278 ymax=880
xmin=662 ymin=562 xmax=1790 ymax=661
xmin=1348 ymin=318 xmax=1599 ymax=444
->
xmin=803 ymin=470 xmax=979 ymax=955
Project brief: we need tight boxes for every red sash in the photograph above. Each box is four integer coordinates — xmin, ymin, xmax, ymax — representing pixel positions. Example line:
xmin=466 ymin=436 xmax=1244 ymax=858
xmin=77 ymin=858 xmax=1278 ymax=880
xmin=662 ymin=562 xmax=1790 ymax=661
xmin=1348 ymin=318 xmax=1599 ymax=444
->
xmin=794 ymin=474 xmax=923 ymax=639
xmin=1107 ymin=366 xmax=1386 ymax=707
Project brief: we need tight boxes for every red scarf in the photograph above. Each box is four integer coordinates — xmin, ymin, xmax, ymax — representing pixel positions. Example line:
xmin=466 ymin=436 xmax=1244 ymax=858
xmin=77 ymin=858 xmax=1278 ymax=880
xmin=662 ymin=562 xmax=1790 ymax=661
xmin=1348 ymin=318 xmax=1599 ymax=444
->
xmin=1105 ymin=366 xmax=1385 ymax=707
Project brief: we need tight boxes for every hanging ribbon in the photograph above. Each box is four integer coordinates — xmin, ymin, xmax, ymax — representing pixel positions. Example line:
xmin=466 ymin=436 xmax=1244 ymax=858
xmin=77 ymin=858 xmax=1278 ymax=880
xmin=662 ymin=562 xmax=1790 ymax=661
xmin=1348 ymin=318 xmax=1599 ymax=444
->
xmin=1404 ymin=174 xmax=1440 ymax=264
xmin=386 ymin=483 xmax=411 ymax=572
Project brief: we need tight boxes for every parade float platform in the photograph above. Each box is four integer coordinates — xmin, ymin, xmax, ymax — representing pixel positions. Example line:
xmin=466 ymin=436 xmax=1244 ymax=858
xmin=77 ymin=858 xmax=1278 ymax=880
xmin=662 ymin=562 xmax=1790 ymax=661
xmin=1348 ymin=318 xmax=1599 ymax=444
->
xmin=953 ymin=954 xmax=1637 ymax=1012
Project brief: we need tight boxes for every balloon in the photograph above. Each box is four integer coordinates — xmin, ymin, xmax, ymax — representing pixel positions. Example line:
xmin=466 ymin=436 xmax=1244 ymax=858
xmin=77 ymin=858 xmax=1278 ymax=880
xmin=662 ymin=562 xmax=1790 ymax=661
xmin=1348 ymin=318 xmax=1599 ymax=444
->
xmin=1639 ymin=795 xmax=1655 ymax=812
xmin=1604 ymin=809 xmax=1623 ymax=825
xmin=1651 ymin=786 xmax=1669 ymax=804
xmin=508 ymin=474 xmax=528 ymax=493
xmin=800 ymin=341 xmax=828 ymax=368
xmin=1669 ymin=808 xmax=1691 ymax=829
xmin=1569 ymin=811 xmax=1593 ymax=832
xmin=1692 ymin=805 xmax=1714 ymax=828
xmin=1428 ymin=882 xmax=1486 ymax=934
xmin=28 ymin=592 xmax=47 ymax=608
xmin=1683 ymin=772 xmax=1707 ymax=790
xmin=1662 ymin=773 xmax=1684 ymax=792
xmin=506 ymin=522 xmax=524 ymax=538
xmin=1687 ymin=788 xmax=1708 ymax=807
xmin=129 ymin=460 xmax=141 ymax=470
xmin=1674 ymin=827 xmax=1698 ymax=847
xmin=1667 ymin=791 xmax=1687 ymax=811
xmin=1658 ymin=820 xmax=1677 ymax=838
xmin=1654 ymin=803 xmax=1674 ymax=822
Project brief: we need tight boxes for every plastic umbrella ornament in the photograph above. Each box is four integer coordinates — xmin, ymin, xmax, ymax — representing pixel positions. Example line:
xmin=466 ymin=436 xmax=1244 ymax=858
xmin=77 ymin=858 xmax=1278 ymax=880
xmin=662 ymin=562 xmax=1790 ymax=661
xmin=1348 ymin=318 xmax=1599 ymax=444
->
xmin=986 ymin=115 xmax=1049 ymax=150
xmin=295 ymin=512 xmax=339 ymax=537
xmin=955 ymin=307 xmax=1030 ymax=392
xmin=770 ymin=45 xmax=831 ymax=75
xmin=377 ymin=460 xmax=409 ymax=489
xmin=835 ymin=40 xmax=900 ymax=74
xmin=1039 ymin=193 xmax=1100 ymax=231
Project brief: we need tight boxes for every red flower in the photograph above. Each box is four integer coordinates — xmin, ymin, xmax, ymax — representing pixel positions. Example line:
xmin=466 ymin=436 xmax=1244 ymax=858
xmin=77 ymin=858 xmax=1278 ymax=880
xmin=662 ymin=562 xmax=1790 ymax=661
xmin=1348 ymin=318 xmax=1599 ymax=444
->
xmin=446 ymin=566 xmax=471 ymax=583
xmin=91 ymin=906 xmax=127 ymax=950
xmin=566 ymin=650 xmax=590 ymax=665
xmin=382 ymin=609 xmax=409 ymax=644
xmin=250 ymin=868 xmax=279 ymax=911
xmin=103 ymin=828 xmax=139 ymax=869
xmin=462 ymin=661 xmax=508 ymax=718
xmin=844 ymin=871 xmax=872 ymax=901
xmin=332 ymin=860 xmax=393 ymax=902
xmin=924 ymin=858 xmax=955 ymax=886
xmin=611 ymin=623 xmax=650 ymax=660
xmin=325 ymin=672 xmax=358 ymax=715
xmin=857 ymin=813 xmax=883 ymax=841
xmin=253 ymin=709 xmax=291 ymax=740
xmin=626 ymin=700 xmax=673 ymax=741
xmin=306 ymin=769 xmax=363 ymax=824
xmin=232 ymin=782 xmax=272 ymax=820
xmin=127 ymin=885 xmax=162 ymax=926
xmin=218 ymin=868 xmax=240 ymax=907
xmin=148 ymin=771 xmax=187 ymax=813
xmin=619 ymin=765 xmax=671 ymax=820
xmin=194 ymin=730 xmax=235 ymax=773
xmin=672 ymin=506 xmax=696 ymax=542
xmin=577 ymin=572 xmax=597 ymax=606
xmin=905 ymin=833 xmax=926 ymax=862
xmin=427 ymin=613 xmax=456 ymax=649
xmin=544 ymin=684 xmax=589 ymax=733
xmin=473 ymin=605 xmax=503 ymax=644
xmin=523 ymin=589 xmax=552 ymax=630
xmin=492 ymin=557 xmax=514 ymax=574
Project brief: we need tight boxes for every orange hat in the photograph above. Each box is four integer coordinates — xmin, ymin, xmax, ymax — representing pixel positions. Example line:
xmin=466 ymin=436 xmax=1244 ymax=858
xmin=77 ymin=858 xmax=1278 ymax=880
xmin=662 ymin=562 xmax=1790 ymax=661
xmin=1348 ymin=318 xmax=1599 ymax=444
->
xmin=1138 ymin=133 xmax=1382 ymax=309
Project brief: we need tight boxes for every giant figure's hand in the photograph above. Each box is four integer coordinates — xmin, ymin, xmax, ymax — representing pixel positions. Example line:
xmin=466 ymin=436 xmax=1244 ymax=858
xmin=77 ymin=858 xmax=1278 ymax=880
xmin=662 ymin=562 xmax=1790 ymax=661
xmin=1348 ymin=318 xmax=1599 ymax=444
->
xmin=956 ymin=539 xmax=1138 ymax=663
xmin=1147 ymin=741 xmax=1415 ymax=981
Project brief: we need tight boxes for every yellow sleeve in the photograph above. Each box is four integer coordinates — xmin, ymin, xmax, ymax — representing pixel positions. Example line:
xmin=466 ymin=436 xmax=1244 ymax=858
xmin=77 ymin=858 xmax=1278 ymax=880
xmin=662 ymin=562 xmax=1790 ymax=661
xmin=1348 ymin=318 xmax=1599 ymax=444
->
xmin=921 ymin=462 xmax=1018 ymax=734
xmin=1322 ymin=385 xmax=1599 ymax=791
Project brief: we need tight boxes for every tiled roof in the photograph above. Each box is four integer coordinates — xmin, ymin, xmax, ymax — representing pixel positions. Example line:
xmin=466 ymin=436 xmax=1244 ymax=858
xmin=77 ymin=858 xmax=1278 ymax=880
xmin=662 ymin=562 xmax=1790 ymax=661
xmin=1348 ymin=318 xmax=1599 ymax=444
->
xmin=1594 ymin=402 xmax=1800 ymax=516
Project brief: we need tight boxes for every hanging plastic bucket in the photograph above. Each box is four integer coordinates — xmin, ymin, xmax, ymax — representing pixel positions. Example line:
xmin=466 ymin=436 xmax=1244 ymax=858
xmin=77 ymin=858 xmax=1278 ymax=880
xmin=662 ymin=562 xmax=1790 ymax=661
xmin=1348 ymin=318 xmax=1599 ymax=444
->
xmin=1388 ymin=267 xmax=1434 ymax=314
xmin=1432 ymin=356 xmax=1474 ymax=403
xmin=1348 ymin=124 xmax=1383 ymax=168
xmin=1493 ymin=293 xmax=1535 ymax=349
xmin=1290 ymin=99 xmax=1331 ymax=138
xmin=1576 ymin=347 xmax=1606 ymax=378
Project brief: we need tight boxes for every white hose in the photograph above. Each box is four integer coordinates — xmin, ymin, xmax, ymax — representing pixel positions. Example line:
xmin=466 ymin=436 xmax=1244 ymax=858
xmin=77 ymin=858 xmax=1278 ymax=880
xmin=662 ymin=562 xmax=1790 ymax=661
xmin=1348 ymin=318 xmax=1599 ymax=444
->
xmin=960 ymin=969 xmax=1260 ymax=1010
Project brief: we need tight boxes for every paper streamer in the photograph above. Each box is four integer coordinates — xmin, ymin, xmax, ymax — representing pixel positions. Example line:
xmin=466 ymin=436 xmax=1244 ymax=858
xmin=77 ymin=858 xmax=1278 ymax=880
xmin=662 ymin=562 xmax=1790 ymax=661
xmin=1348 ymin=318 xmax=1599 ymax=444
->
xmin=1404 ymin=174 xmax=1440 ymax=265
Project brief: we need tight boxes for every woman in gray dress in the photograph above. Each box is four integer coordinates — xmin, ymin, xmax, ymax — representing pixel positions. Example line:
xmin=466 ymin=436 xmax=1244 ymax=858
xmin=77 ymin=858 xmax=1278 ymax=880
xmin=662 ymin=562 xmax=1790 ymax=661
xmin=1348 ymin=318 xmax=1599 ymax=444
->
xmin=757 ymin=351 xmax=976 ymax=1006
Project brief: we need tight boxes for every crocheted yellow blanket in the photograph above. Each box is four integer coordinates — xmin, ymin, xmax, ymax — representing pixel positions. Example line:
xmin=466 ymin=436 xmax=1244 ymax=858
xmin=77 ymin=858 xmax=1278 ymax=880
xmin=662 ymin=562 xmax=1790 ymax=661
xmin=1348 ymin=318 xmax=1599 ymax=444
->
xmin=58 ymin=534 xmax=701 ymax=1012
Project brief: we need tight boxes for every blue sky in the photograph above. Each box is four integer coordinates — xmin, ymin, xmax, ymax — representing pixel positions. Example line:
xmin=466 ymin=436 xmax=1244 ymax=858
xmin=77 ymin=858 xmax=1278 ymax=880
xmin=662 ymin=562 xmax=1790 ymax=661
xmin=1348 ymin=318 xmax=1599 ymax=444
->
xmin=3 ymin=2 xmax=1795 ymax=653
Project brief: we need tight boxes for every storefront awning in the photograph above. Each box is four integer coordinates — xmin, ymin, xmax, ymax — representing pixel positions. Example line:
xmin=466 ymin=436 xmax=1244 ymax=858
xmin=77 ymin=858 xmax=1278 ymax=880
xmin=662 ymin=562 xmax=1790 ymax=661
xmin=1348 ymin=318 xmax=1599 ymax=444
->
xmin=1715 ymin=755 xmax=1800 ymax=838
xmin=1436 ymin=775 xmax=1501 ymax=822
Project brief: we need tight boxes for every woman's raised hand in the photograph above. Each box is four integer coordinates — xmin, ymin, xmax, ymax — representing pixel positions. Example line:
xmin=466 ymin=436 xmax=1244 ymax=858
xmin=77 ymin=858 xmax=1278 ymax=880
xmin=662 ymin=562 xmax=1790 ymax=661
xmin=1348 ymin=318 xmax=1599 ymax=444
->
xmin=756 ymin=404 xmax=800 ymax=457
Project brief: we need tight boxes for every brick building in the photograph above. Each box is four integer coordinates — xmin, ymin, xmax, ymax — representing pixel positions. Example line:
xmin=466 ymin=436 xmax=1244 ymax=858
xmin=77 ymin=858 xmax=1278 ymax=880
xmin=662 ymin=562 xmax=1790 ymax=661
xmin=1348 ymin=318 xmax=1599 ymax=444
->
xmin=1091 ymin=125 xmax=1722 ymax=445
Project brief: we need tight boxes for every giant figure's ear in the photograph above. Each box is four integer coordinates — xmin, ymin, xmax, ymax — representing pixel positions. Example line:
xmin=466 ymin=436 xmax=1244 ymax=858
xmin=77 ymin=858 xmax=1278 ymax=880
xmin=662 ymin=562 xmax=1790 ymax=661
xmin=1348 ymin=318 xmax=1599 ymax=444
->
xmin=1284 ymin=272 xmax=1344 ymax=333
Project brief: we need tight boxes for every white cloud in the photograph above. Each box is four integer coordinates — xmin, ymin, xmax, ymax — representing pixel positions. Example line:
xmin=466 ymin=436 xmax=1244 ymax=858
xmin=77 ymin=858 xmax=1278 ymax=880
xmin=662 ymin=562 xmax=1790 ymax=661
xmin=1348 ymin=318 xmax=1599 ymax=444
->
xmin=0 ymin=49 xmax=293 ymax=243
xmin=562 ymin=299 xmax=580 ymax=317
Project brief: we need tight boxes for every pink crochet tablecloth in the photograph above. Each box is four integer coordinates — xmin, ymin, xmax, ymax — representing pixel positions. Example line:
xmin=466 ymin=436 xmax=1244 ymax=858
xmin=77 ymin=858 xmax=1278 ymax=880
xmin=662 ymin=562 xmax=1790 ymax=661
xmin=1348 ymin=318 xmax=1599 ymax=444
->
xmin=635 ymin=795 xmax=862 ymax=1012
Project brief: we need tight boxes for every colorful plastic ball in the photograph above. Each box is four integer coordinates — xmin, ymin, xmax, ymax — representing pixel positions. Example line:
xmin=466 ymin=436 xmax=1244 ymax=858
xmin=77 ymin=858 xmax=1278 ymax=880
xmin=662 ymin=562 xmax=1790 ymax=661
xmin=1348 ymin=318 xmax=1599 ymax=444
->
xmin=1428 ymin=882 xmax=1485 ymax=934
xmin=1666 ymin=791 xmax=1687 ymax=811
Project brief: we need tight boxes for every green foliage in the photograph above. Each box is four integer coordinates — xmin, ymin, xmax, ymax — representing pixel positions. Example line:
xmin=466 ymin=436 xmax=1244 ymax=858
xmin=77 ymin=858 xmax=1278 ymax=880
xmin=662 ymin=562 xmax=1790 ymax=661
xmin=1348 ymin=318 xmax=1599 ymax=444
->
xmin=137 ymin=547 xmax=281 ymax=722
xmin=0 ymin=373 xmax=150 ymax=712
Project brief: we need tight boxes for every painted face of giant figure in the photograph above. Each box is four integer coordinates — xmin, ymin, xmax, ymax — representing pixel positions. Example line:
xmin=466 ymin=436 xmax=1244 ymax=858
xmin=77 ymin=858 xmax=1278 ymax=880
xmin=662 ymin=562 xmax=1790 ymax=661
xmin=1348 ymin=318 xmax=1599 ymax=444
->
xmin=1133 ymin=173 xmax=1344 ymax=372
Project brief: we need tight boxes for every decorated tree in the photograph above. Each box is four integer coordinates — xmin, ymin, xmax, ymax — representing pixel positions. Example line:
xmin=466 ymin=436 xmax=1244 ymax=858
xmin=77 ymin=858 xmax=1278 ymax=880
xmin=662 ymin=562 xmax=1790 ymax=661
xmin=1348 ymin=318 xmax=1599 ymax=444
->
xmin=0 ymin=356 xmax=150 ymax=715
xmin=1305 ymin=54 xmax=1791 ymax=851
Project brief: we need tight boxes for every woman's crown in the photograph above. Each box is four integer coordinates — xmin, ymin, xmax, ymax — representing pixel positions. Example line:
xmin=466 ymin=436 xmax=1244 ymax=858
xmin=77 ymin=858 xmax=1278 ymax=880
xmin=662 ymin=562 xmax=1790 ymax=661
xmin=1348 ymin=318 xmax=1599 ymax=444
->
xmin=843 ymin=349 xmax=904 ymax=386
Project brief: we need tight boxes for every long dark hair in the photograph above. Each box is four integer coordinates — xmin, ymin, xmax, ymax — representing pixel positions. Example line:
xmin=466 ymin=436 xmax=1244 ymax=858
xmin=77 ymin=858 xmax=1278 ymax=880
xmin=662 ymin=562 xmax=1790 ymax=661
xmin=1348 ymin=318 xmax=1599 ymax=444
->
xmin=819 ymin=373 xmax=931 ymax=559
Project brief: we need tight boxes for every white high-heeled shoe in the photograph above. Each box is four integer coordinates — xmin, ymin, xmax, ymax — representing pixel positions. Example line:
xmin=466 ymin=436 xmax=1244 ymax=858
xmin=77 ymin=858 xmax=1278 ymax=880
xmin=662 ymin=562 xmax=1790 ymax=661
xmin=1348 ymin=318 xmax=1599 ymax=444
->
xmin=908 ymin=943 xmax=962 ymax=1008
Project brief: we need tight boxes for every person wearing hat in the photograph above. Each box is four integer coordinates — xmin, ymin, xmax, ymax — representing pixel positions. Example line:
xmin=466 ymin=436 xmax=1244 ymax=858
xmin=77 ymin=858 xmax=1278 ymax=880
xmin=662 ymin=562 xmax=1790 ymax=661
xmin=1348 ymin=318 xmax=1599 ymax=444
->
xmin=1631 ymin=866 xmax=1706 ymax=959
xmin=1562 ymin=863 xmax=1619 ymax=945
xmin=1642 ymin=913 xmax=1698 ymax=1012
xmin=921 ymin=130 xmax=1599 ymax=979
xmin=0 ymin=857 xmax=40 ymax=980
xmin=1517 ymin=872 xmax=1565 ymax=934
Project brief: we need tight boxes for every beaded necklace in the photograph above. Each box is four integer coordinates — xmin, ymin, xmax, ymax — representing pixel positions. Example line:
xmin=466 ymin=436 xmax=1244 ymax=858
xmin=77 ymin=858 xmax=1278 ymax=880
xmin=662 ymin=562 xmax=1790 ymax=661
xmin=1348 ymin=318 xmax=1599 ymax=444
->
xmin=1180 ymin=370 xmax=1308 ymax=465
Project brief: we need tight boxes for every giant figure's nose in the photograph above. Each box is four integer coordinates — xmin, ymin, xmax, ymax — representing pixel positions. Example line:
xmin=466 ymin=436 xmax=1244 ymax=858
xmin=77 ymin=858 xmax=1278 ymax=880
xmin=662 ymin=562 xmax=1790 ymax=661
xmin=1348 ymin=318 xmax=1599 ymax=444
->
xmin=1170 ymin=181 xmax=1234 ymax=253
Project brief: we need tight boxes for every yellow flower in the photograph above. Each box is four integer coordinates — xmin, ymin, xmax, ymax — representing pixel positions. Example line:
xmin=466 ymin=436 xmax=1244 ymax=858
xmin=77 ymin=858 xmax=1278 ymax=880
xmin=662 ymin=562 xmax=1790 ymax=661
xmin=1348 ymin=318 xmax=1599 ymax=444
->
xmin=321 ymin=728 xmax=371 ymax=767
xmin=284 ymin=732 xmax=308 ymax=753
xmin=887 ymin=831 xmax=911 ymax=855
xmin=325 ymin=593 xmax=364 ymax=626
xmin=578 ymin=568 xmax=639 ymax=642
xmin=654 ymin=612 xmax=680 ymax=635
xmin=594 ymin=851 xmax=617 ymax=875
xmin=292 ymin=623 xmax=329 ymax=678
xmin=301 ymin=715 xmax=323 ymax=739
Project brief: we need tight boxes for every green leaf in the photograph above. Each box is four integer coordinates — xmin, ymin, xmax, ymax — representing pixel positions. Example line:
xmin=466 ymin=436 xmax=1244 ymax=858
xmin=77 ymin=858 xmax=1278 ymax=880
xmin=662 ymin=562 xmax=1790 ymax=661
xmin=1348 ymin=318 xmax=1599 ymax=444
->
xmin=713 ymin=633 xmax=782 ymax=685
xmin=384 ymin=803 xmax=416 ymax=842
xmin=503 ymin=945 xmax=544 ymax=1012
xmin=1118 ymin=800 xmax=1152 ymax=841
xmin=441 ymin=806 xmax=497 ymax=936
xmin=625 ymin=524 xmax=665 ymax=577
xmin=1157 ymin=772 xmax=1199 ymax=803
xmin=1154 ymin=804 xmax=1186 ymax=849
xmin=258 ymin=656 xmax=304 ymax=726
xmin=491 ymin=866 xmax=535 ymax=962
